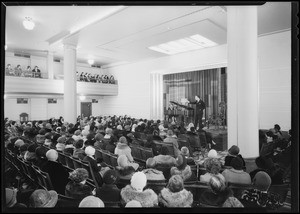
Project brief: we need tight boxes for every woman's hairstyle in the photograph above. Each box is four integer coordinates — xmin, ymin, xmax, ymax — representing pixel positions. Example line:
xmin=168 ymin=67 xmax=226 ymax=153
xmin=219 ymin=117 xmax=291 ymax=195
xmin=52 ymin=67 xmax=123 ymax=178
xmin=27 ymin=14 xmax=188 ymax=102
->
xmin=203 ymin=158 xmax=222 ymax=174
xmin=69 ymin=168 xmax=89 ymax=183
xmin=209 ymin=175 xmax=226 ymax=194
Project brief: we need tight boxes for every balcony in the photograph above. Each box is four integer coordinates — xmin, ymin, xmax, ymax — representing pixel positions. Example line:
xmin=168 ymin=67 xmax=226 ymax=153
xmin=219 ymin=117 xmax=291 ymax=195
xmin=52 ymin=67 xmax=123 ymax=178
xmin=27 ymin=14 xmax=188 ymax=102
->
xmin=4 ymin=76 xmax=118 ymax=96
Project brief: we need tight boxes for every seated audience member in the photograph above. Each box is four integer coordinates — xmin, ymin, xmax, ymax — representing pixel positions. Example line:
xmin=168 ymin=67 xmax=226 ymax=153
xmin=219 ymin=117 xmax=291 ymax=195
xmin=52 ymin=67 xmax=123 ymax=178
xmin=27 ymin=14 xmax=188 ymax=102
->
xmin=153 ymin=146 xmax=176 ymax=167
xmin=103 ymin=128 xmax=113 ymax=148
xmin=249 ymin=156 xmax=284 ymax=185
xmin=222 ymin=157 xmax=251 ymax=185
xmin=94 ymin=133 xmax=105 ymax=150
xmin=32 ymin=66 xmax=41 ymax=78
xmin=36 ymin=129 xmax=46 ymax=145
xmin=125 ymin=200 xmax=142 ymax=208
xmin=121 ymin=172 xmax=158 ymax=207
xmin=19 ymin=143 xmax=29 ymax=159
xmin=180 ymin=146 xmax=195 ymax=166
xmin=142 ymin=158 xmax=165 ymax=181
xmin=14 ymin=139 xmax=25 ymax=156
xmin=105 ymin=137 xmax=117 ymax=154
xmin=64 ymin=138 xmax=75 ymax=156
xmin=72 ymin=130 xmax=82 ymax=142
xmin=115 ymin=136 xmax=139 ymax=170
xmin=73 ymin=139 xmax=86 ymax=160
xmin=158 ymin=175 xmax=193 ymax=207
xmin=83 ymin=146 xmax=103 ymax=187
xmin=65 ymin=168 xmax=93 ymax=201
xmin=44 ymin=132 xmax=52 ymax=147
xmin=6 ymin=188 xmax=27 ymax=208
xmin=186 ymin=125 xmax=200 ymax=149
xmin=29 ymin=189 xmax=58 ymax=208
xmin=163 ymin=129 xmax=180 ymax=157
xmin=41 ymin=149 xmax=70 ymax=194
xmin=260 ymin=131 xmax=276 ymax=157
xmin=224 ymin=145 xmax=246 ymax=169
xmin=96 ymin=169 xmax=121 ymax=202
xmin=50 ymin=133 xmax=61 ymax=149
xmin=200 ymin=158 xmax=225 ymax=183
xmin=79 ymin=196 xmax=105 ymax=208
xmin=116 ymin=155 xmax=136 ymax=180
xmin=240 ymin=171 xmax=283 ymax=210
xmin=34 ymin=146 xmax=48 ymax=169
xmin=24 ymin=66 xmax=32 ymax=77
xmin=199 ymin=175 xmax=244 ymax=207
xmin=170 ymin=155 xmax=197 ymax=182
xmin=5 ymin=64 xmax=14 ymax=75
xmin=14 ymin=64 xmax=22 ymax=76
xmin=56 ymin=136 xmax=66 ymax=151
xmin=273 ymin=124 xmax=283 ymax=140
xmin=158 ymin=124 xmax=167 ymax=139
xmin=24 ymin=143 xmax=38 ymax=164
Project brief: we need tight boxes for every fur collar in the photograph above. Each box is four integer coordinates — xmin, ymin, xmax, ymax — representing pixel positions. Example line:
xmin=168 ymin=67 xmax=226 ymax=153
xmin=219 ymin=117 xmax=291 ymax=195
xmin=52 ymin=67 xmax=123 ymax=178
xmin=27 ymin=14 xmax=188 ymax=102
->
xmin=170 ymin=165 xmax=192 ymax=181
xmin=159 ymin=188 xmax=193 ymax=207
xmin=117 ymin=166 xmax=135 ymax=176
xmin=200 ymin=187 xmax=233 ymax=206
xmin=121 ymin=185 xmax=158 ymax=207
xmin=116 ymin=142 xmax=129 ymax=149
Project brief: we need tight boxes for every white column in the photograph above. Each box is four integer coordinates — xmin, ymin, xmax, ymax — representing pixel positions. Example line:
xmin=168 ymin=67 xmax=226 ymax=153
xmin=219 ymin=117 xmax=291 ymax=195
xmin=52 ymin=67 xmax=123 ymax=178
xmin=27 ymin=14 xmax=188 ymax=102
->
xmin=63 ymin=43 xmax=77 ymax=124
xmin=227 ymin=6 xmax=259 ymax=158
xmin=47 ymin=52 xmax=54 ymax=79
xmin=150 ymin=72 xmax=164 ymax=120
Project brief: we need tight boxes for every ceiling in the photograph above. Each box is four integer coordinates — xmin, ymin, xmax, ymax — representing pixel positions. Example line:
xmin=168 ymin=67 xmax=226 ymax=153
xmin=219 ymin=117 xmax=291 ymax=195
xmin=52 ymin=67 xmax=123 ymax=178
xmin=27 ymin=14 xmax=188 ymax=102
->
xmin=5 ymin=2 xmax=291 ymax=68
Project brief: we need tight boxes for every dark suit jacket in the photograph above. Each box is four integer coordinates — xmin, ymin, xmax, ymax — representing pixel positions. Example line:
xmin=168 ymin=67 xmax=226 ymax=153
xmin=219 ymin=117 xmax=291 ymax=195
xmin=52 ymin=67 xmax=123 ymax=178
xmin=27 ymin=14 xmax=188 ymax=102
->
xmin=41 ymin=161 xmax=70 ymax=194
xmin=96 ymin=184 xmax=121 ymax=202
xmin=190 ymin=100 xmax=206 ymax=114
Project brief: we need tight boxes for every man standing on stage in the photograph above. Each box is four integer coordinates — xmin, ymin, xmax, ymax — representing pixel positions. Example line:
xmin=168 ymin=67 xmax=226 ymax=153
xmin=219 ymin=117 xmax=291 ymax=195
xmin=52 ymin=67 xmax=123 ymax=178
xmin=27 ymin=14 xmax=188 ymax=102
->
xmin=187 ymin=95 xmax=206 ymax=130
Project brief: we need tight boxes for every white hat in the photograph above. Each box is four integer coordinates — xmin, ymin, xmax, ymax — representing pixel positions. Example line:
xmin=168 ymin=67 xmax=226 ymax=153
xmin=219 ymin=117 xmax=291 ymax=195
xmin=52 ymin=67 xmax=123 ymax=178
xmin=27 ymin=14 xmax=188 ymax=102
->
xmin=79 ymin=196 xmax=104 ymax=207
xmin=46 ymin=149 xmax=58 ymax=161
xmin=85 ymin=146 xmax=95 ymax=156
xmin=131 ymin=172 xmax=147 ymax=191
xmin=207 ymin=149 xmax=218 ymax=158
xmin=125 ymin=200 xmax=142 ymax=207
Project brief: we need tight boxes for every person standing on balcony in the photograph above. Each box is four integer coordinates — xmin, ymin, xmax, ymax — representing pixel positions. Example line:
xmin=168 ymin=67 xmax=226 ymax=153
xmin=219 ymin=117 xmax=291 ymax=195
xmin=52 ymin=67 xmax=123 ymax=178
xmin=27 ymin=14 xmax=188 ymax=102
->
xmin=32 ymin=66 xmax=41 ymax=78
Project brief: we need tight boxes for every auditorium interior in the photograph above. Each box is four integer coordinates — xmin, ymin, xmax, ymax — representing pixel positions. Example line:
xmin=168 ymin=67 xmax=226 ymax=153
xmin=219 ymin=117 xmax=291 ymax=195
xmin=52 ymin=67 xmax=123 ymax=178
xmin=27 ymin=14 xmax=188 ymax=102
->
xmin=2 ymin=2 xmax=298 ymax=212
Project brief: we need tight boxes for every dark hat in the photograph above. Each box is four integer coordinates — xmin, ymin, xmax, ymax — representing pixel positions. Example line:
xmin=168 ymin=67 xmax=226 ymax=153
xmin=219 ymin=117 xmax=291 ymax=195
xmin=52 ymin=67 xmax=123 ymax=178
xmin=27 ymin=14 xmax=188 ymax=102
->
xmin=230 ymin=157 xmax=243 ymax=170
xmin=57 ymin=136 xmax=66 ymax=144
xmin=176 ymin=155 xmax=187 ymax=170
xmin=35 ymin=146 xmax=48 ymax=158
xmin=253 ymin=171 xmax=272 ymax=191
xmin=161 ymin=146 xmax=169 ymax=155
xmin=38 ymin=129 xmax=46 ymax=135
xmin=167 ymin=175 xmax=184 ymax=193
xmin=274 ymin=124 xmax=281 ymax=131
xmin=228 ymin=145 xmax=240 ymax=156
xmin=29 ymin=189 xmax=58 ymax=208
xmin=45 ymin=132 xmax=52 ymax=140
xmin=19 ymin=143 xmax=29 ymax=153
xmin=102 ymin=169 xmax=118 ymax=184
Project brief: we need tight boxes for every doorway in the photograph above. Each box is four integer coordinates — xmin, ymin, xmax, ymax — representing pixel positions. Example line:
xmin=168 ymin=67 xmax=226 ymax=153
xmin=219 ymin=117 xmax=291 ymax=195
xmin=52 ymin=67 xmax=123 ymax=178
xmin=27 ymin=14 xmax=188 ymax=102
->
xmin=81 ymin=102 xmax=92 ymax=118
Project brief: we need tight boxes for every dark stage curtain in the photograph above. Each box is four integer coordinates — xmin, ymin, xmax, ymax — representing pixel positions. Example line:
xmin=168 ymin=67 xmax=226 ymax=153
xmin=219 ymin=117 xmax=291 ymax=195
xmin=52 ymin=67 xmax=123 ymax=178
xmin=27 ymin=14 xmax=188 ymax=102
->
xmin=163 ymin=68 xmax=225 ymax=123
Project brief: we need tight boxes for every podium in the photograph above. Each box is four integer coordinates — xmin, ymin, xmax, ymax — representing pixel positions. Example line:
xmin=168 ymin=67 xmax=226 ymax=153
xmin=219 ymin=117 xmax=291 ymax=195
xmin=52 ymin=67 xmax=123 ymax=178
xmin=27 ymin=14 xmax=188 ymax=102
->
xmin=164 ymin=101 xmax=194 ymax=126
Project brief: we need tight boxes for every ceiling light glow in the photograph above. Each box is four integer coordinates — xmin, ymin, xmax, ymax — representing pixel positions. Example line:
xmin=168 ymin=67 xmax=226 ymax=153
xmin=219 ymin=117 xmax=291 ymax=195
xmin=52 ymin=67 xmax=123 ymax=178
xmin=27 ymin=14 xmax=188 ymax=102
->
xmin=88 ymin=59 xmax=94 ymax=65
xmin=148 ymin=34 xmax=217 ymax=55
xmin=23 ymin=17 xmax=35 ymax=30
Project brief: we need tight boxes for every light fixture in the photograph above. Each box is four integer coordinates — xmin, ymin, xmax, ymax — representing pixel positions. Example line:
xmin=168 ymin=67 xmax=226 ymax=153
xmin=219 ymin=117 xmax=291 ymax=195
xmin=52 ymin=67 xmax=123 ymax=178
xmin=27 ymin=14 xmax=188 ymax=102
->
xmin=79 ymin=95 xmax=86 ymax=101
xmin=23 ymin=17 xmax=35 ymax=30
xmin=87 ymin=59 xmax=94 ymax=65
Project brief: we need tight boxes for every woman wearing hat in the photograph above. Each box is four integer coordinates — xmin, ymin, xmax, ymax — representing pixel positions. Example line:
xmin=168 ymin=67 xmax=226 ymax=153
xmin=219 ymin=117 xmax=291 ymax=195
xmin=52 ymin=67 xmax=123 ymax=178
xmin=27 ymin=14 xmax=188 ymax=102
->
xmin=120 ymin=172 xmax=158 ymax=207
xmin=29 ymin=189 xmax=58 ymax=208
xmin=158 ymin=175 xmax=193 ymax=207
xmin=222 ymin=157 xmax=251 ymax=185
xmin=65 ymin=168 xmax=93 ymax=202
xmin=199 ymin=175 xmax=244 ymax=207
xmin=224 ymin=145 xmax=246 ymax=170
xmin=200 ymin=158 xmax=225 ymax=184
xmin=240 ymin=171 xmax=283 ymax=210
xmin=170 ymin=155 xmax=197 ymax=182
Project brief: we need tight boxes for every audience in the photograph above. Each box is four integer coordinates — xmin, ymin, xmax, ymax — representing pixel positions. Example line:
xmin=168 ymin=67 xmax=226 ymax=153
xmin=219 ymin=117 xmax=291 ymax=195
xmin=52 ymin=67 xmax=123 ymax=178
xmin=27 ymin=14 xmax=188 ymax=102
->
xmin=96 ymin=169 xmax=121 ymax=202
xmin=240 ymin=171 xmax=283 ymax=209
xmin=41 ymin=149 xmax=70 ymax=194
xmin=83 ymin=146 xmax=103 ymax=187
xmin=65 ymin=168 xmax=93 ymax=201
xmin=142 ymin=158 xmax=165 ymax=181
xmin=158 ymin=175 xmax=193 ymax=207
xmin=199 ymin=175 xmax=244 ymax=207
xmin=73 ymin=139 xmax=86 ymax=160
xmin=200 ymin=158 xmax=225 ymax=183
xmin=224 ymin=145 xmax=246 ymax=169
xmin=222 ymin=156 xmax=251 ymax=185
xmin=116 ymin=155 xmax=136 ymax=180
xmin=29 ymin=189 xmax=58 ymax=208
xmin=120 ymin=172 xmax=158 ymax=207
xmin=163 ymin=130 xmax=180 ymax=157
xmin=79 ymin=196 xmax=105 ymax=208
xmin=170 ymin=155 xmax=197 ymax=182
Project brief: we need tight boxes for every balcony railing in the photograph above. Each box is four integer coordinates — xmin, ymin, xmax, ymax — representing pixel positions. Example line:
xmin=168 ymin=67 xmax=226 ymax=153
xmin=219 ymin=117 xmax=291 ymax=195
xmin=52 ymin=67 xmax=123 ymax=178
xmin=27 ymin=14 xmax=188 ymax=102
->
xmin=5 ymin=76 xmax=118 ymax=96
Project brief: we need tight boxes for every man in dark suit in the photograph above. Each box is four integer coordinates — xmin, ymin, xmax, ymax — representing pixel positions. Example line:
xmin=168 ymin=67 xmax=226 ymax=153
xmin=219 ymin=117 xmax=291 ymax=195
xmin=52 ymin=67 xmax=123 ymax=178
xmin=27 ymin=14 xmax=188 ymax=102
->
xmin=187 ymin=95 xmax=206 ymax=130
xmin=41 ymin=149 xmax=70 ymax=194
